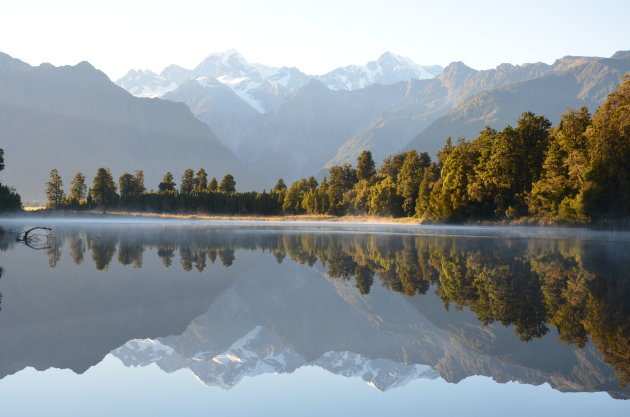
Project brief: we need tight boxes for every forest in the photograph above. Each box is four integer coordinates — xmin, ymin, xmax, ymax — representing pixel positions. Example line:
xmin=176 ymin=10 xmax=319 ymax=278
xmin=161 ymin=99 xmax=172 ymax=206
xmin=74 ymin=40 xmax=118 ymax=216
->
xmin=26 ymin=74 xmax=630 ymax=224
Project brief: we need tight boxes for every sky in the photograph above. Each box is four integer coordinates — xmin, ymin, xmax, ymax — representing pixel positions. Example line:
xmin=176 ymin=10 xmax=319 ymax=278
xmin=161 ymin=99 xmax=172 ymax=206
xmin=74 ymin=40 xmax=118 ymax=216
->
xmin=1 ymin=0 xmax=629 ymax=80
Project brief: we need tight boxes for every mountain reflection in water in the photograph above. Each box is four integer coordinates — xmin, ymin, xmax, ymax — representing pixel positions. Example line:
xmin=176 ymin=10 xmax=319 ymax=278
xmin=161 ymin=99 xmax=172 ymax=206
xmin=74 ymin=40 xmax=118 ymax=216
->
xmin=0 ymin=221 xmax=628 ymax=399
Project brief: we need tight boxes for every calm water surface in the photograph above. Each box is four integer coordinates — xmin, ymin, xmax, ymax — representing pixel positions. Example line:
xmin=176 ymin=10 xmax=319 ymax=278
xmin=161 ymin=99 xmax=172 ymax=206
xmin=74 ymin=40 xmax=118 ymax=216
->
xmin=0 ymin=217 xmax=629 ymax=416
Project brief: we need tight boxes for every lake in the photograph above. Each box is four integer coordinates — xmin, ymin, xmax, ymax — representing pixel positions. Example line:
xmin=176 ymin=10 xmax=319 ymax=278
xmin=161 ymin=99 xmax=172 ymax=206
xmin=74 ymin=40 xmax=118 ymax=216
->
xmin=0 ymin=217 xmax=629 ymax=416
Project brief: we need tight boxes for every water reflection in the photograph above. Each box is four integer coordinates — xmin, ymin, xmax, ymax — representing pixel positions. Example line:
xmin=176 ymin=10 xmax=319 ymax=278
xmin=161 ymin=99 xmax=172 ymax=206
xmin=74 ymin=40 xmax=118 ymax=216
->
xmin=0 ymin=222 xmax=629 ymax=399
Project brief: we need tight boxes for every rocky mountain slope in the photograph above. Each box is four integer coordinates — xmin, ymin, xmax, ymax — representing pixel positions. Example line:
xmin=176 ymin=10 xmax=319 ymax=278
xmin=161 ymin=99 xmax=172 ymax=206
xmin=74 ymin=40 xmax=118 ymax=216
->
xmin=407 ymin=53 xmax=630 ymax=156
xmin=0 ymin=52 xmax=261 ymax=201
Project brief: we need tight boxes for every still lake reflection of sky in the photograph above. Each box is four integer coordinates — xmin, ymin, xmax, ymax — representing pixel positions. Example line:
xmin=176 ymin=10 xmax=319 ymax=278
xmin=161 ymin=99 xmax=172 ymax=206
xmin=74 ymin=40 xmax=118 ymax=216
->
xmin=0 ymin=218 xmax=629 ymax=416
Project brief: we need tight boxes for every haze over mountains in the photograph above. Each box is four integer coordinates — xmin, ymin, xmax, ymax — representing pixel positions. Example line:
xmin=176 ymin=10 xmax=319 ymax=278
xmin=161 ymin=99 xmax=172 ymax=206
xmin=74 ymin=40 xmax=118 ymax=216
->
xmin=117 ymin=50 xmax=443 ymax=112
xmin=1 ymin=48 xmax=628 ymax=201
xmin=0 ymin=52 xmax=261 ymax=201
xmin=118 ymin=50 xmax=630 ymax=185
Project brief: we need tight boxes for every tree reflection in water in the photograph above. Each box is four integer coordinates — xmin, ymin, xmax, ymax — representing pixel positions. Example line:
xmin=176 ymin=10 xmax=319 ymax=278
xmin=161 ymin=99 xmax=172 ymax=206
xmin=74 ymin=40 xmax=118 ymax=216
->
xmin=39 ymin=228 xmax=630 ymax=386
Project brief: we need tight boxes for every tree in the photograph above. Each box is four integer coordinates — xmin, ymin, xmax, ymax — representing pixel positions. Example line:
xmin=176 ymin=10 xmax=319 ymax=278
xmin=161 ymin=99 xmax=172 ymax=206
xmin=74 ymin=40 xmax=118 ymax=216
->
xmin=208 ymin=177 xmax=218 ymax=192
xmin=134 ymin=170 xmax=145 ymax=194
xmin=379 ymin=152 xmax=408 ymax=182
xmin=397 ymin=150 xmax=431 ymax=216
xmin=46 ymin=169 xmax=65 ymax=208
xmin=0 ymin=148 xmax=21 ymax=211
xmin=581 ymin=75 xmax=630 ymax=219
xmin=69 ymin=172 xmax=87 ymax=201
xmin=219 ymin=174 xmax=236 ymax=193
xmin=273 ymin=178 xmax=287 ymax=193
xmin=180 ymin=169 xmax=195 ymax=194
xmin=90 ymin=168 xmax=118 ymax=206
xmin=283 ymin=179 xmax=307 ymax=213
xmin=119 ymin=173 xmax=136 ymax=198
xmin=158 ymin=172 xmax=176 ymax=192
xmin=196 ymin=168 xmax=208 ymax=191
xmin=368 ymin=176 xmax=403 ymax=216
xmin=528 ymin=108 xmax=591 ymax=220
xmin=357 ymin=150 xmax=376 ymax=181
xmin=327 ymin=163 xmax=357 ymax=214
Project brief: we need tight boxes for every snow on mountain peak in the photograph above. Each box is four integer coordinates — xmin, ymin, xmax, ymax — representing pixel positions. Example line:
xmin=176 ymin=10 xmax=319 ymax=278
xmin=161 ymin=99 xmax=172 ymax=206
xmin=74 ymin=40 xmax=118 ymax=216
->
xmin=111 ymin=325 xmax=440 ymax=391
xmin=116 ymin=50 xmax=443 ymax=111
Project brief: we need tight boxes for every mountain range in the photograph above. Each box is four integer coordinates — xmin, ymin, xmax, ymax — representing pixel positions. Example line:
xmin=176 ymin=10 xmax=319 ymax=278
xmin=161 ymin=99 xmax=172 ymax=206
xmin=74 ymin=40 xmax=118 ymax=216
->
xmin=0 ymin=52 xmax=261 ymax=201
xmin=117 ymin=50 xmax=630 ymax=185
xmin=116 ymin=50 xmax=443 ymax=113
xmin=1 ymin=49 xmax=628 ymax=201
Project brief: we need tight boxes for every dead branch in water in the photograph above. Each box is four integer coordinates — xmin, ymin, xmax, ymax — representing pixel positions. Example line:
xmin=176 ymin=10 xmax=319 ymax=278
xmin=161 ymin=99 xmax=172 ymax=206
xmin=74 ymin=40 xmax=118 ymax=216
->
xmin=16 ymin=227 xmax=53 ymax=250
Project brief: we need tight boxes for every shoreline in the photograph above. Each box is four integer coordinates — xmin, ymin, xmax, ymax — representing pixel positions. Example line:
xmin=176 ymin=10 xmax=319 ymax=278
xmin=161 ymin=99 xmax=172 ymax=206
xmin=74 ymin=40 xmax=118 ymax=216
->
xmin=9 ymin=208 xmax=593 ymax=228
xmin=18 ymin=209 xmax=425 ymax=224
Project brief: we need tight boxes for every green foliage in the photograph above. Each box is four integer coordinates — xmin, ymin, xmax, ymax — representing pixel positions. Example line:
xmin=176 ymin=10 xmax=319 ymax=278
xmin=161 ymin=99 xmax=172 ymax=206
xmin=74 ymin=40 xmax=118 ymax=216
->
xmin=46 ymin=168 xmax=65 ymax=208
xmin=196 ymin=168 xmax=208 ymax=192
xmin=69 ymin=172 xmax=87 ymax=202
xmin=180 ymin=169 xmax=195 ymax=194
xmin=208 ymin=177 xmax=218 ymax=192
xmin=580 ymin=75 xmax=630 ymax=219
xmin=119 ymin=171 xmax=145 ymax=199
xmin=379 ymin=152 xmax=407 ymax=182
xmin=528 ymin=108 xmax=591 ymax=220
xmin=397 ymin=150 xmax=431 ymax=216
xmin=327 ymin=163 xmax=357 ymax=214
xmin=368 ymin=176 xmax=403 ymax=216
xmin=219 ymin=174 xmax=236 ymax=193
xmin=89 ymin=168 xmax=118 ymax=207
xmin=0 ymin=184 xmax=21 ymax=211
xmin=356 ymin=150 xmax=376 ymax=181
xmin=273 ymin=178 xmax=287 ymax=193
xmin=0 ymin=148 xmax=21 ymax=211
xmin=158 ymin=172 xmax=176 ymax=192
xmin=39 ymin=77 xmax=630 ymax=224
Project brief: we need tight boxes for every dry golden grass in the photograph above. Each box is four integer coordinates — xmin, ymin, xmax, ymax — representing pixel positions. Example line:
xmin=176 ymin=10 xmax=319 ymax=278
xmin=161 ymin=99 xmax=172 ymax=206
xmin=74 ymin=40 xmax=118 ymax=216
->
xmin=99 ymin=211 xmax=425 ymax=224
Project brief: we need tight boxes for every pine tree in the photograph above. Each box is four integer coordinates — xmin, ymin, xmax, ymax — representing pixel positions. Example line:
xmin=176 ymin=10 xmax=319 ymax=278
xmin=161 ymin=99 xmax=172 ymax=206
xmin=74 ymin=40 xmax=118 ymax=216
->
xmin=219 ymin=174 xmax=236 ymax=193
xmin=134 ymin=170 xmax=146 ymax=194
xmin=119 ymin=172 xmax=144 ymax=198
xmin=158 ymin=172 xmax=176 ymax=192
xmin=69 ymin=172 xmax=87 ymax=201
xmin=90 ymin=168 xmax=117 ymax=206
xmin=397 ymin=150 xmax=431 ymax=216
xmin=196 ymin=168 xmax=208 ymax=191
xmin=208 ymin=177 xmax=218 ymax=192
xmin=327 ymin=163 xmax=357 ymax=214
xmin=357 ymin=150 xmax=376 ymax=181
xmin=273 ymin=178 xmax=287 ymax=192
xmin=45 ymin=169 xmax=65 ymax=208
xmin=180 ymin=169 xmax=195 ymax=194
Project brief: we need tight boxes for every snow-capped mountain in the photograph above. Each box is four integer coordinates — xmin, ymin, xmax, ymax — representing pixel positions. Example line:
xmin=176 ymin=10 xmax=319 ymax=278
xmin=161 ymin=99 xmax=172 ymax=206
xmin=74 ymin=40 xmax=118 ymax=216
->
xmin=116 ymin=69 xmax=179 ymax=98
xmin=115 ymin=50 xmax=442 ymax=112
xmin=317 ymin=51 xmax=443 ymax=91
xmin=112 ymin=325 xmax=438 ymax=391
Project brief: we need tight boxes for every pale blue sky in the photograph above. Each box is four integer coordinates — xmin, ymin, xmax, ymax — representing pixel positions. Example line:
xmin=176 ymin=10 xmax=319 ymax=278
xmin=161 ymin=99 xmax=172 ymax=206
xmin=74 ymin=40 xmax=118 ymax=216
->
xmin=1 ymin=0 xmax=628 ymax=80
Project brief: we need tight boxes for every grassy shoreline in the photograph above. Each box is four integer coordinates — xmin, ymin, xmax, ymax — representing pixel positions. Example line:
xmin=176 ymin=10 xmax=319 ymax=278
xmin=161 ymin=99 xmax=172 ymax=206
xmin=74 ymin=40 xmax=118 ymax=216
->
xmin=20 ymin=209 xmax=428 ymax=224
xmin=14 ymin=207 xmax=598 ymax=228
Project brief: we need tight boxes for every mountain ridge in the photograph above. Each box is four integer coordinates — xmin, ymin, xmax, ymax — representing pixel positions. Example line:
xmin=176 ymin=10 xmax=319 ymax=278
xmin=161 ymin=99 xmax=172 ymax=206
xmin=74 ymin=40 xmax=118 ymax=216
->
xmin=0 ymin=52 xmax=262 ymax=201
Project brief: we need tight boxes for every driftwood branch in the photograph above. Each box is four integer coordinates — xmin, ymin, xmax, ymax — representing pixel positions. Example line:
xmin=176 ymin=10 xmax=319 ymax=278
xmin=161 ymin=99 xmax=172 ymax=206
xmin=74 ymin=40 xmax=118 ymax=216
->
xmin=16 ymin=227 xmax=53 ymax=250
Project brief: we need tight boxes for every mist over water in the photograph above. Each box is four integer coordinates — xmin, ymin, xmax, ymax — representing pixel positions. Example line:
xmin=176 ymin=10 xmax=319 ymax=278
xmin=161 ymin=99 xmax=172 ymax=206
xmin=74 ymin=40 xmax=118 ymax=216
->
xmin=0 ymin=218 xmax=629 ymax=415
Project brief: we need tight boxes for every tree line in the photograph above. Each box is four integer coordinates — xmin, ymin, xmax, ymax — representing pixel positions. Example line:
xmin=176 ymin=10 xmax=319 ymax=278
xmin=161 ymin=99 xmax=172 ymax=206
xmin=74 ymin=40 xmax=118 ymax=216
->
xmin=44 ymin=75 xmax=630 ymax=223
xmin=40 ymin=228 xmax=630 ymax=385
